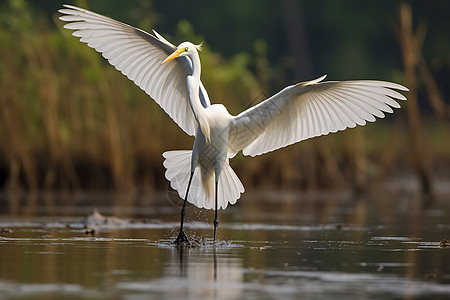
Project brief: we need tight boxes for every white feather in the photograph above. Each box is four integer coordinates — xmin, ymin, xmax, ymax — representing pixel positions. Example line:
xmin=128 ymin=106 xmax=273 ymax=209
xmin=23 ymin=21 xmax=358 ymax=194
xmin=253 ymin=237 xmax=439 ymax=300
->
xmin=229 ymin=76 xmax=408 ymax=157
xmin=58 ymin=5 xmax=211 ymax=136
xmin=163 ymin=151 xmax=244 ymax=210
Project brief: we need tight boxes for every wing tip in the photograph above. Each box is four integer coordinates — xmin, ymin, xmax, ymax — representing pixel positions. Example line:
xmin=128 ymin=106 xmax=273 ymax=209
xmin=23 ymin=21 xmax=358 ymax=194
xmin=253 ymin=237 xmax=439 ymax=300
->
xmin=386 ymin=82 xmax=409 ymax=93
xmin=60 ymin=4 xmax=80 ymax=12
xmin=395 ymin=84 xmax=409 ymax=92
xmin=305 ymin=74 xmax=327 ymax=86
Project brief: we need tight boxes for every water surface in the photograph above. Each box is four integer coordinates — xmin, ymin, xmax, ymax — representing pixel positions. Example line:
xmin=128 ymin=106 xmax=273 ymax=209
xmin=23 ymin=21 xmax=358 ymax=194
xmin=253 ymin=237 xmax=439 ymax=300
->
xmin=0 ymin=191 xmax=449 ymax=299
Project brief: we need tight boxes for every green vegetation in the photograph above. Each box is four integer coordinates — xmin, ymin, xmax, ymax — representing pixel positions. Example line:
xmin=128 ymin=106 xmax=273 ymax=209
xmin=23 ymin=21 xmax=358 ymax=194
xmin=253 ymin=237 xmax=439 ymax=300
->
xmin=0 ymin=0 xmax=448 ymax=193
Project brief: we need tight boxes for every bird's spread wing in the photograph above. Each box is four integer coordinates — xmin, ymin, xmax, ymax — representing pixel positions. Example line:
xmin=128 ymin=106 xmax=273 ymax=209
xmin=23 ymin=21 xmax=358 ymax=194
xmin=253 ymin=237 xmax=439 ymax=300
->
xmin=59 ymin=5 xmax=210 ymax=136
xmin=228 ymin=75 xmax=408 ymax=157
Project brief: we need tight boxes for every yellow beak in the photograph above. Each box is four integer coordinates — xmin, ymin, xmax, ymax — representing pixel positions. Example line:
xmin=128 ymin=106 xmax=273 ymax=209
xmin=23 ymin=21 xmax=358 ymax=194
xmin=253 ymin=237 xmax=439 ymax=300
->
xmin=162 ymin=49 xmax=183 ymax=64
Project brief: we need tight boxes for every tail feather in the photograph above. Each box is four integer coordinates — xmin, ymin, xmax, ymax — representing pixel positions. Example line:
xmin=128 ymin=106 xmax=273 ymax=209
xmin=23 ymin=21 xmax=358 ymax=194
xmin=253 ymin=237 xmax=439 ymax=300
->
xmin=162 ymin=150 xmax=244 ymax=210
xmin=162 ymin=150 xmax=192 ymax=200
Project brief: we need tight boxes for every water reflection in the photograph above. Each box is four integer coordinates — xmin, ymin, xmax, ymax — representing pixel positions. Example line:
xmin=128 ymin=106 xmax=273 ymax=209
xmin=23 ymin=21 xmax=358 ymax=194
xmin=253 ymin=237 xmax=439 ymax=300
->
xmin=176 ymin=246 xmax=242 ymax=299
xmin=115 ymin=244 xmax=244 ymax=300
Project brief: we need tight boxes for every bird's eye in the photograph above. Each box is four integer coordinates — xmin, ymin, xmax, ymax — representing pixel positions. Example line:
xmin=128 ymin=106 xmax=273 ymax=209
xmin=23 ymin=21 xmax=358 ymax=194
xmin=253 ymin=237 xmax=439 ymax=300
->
xmin=184 ymin=47 xmax=189 ymax=52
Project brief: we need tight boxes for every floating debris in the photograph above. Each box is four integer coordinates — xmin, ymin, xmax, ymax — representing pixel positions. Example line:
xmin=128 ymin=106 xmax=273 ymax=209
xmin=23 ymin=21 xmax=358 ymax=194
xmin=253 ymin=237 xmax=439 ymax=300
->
xmin=85 ymin=229 xmax=95 ymax=235
xmin=439 ymin=239 xmax=449 ymax=248
xmin=84 ymin=209 xmax=130 ymax=228
xmin=1 ymin=228 xmax=12 ymax=234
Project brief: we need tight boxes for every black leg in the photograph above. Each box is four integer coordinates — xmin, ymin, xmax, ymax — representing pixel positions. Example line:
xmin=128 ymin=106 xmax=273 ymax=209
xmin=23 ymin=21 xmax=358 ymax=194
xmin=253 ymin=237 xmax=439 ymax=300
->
xmin=213 ymin=179 xmax=219 ymax=243
xmin=175 ymin=171 xmax=194 ymax=245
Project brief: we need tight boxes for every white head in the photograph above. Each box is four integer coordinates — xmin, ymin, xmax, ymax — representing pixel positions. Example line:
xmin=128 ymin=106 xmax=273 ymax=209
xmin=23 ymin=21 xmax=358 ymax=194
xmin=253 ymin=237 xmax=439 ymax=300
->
xmin=162 ymin=41 xmax=202 ymax=64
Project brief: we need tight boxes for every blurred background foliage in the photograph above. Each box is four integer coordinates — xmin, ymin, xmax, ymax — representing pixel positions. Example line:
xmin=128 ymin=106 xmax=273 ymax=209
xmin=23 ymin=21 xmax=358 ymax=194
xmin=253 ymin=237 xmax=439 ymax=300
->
xmin=0 ymin=0 xmax=449 ymax=194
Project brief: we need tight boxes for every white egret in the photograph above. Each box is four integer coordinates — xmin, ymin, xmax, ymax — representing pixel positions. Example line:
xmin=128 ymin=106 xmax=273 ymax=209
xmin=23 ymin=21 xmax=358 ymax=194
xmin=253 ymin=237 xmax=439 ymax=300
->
xmin=59 ymin=5 xmax=408 ymax=244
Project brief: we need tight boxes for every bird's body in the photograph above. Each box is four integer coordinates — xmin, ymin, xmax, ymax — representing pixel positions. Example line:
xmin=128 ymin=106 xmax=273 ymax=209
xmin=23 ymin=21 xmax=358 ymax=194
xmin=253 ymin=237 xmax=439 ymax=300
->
xmin=59 ymin=5 xmax=408 ymax=243
xmin=193 ymin=103 xmax=233 ymax=199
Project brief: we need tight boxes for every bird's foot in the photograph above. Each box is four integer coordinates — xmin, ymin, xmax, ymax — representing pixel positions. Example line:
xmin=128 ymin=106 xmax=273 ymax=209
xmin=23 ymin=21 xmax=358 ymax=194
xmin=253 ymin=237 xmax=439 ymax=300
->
xmin=174 ymin=229 xmax=190 ymax=245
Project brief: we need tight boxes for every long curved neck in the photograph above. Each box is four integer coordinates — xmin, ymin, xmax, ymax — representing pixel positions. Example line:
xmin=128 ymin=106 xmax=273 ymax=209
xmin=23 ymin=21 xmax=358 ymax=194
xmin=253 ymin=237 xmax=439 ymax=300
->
xmin=190 ymin=50 xmax=201 ymax=79
xmin=187 ymin=50 xmax=210 ymax=141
